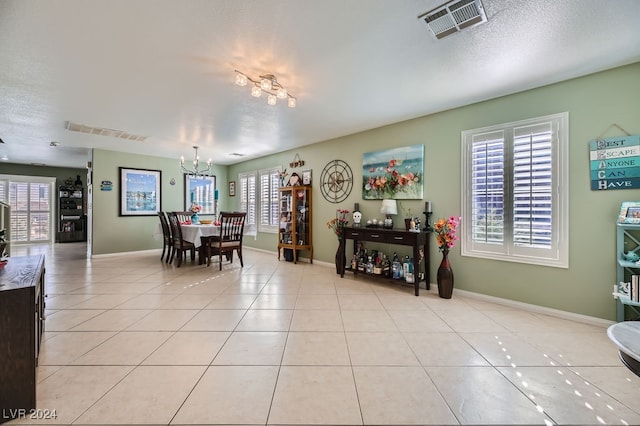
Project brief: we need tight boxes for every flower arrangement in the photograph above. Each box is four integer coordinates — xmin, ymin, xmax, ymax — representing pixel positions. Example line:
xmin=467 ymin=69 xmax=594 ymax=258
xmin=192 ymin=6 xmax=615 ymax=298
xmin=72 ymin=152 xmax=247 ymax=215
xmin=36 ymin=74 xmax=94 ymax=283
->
xmin=190 ymin=204 xmax=202 ymax=213
xmin=326 ymin=208 xmax=349 ymax=239
xmin=363 ymin=158 xmax=422 ymax=199
xmin=434 ymin=216 xmax=461 ymax=252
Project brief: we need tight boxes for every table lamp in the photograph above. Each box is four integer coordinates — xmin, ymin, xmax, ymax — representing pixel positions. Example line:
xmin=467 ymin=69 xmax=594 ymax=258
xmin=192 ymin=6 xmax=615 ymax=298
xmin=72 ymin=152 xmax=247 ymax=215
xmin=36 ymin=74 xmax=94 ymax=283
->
xmin=380 ymin=199 xmax=398 ymax=229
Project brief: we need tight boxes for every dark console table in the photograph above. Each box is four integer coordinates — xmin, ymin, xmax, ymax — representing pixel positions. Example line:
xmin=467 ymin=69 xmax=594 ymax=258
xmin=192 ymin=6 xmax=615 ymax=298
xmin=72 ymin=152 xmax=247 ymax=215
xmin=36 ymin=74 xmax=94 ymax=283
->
xmin=338 ymin=226 xmax=430 ymax=296
xmin=0 ymin=255 xmax=45 ymax=423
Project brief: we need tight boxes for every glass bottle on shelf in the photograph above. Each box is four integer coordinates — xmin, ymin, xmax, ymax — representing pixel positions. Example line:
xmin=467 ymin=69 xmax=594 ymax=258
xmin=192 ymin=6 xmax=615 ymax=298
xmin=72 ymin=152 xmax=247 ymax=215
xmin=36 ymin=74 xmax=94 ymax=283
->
xmin=382 ymin=254 xmax=391 ymax=278
xmin=404 ymin=256 xmax=414 ymax=283
xmin=366 ymin=256 xmax=374 ymax=274
xmin=392 ymin=252 xmax=401 ymax=279
xmin=373 ymin=253 xmax=382 ymax=275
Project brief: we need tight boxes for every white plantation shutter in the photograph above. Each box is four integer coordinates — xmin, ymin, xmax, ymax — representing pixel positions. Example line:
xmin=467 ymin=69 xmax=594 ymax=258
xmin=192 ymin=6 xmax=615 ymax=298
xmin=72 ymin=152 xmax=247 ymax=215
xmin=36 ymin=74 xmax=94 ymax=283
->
xmin=258 ymin=167 xmax=280 ymax=233
xmin=512 ymin=123 xmax=553 ymax=249
xmin=0 ymin=175 xmax=54 ymax=243
xmin=470 ymin=130 xmax=504 ymax=248
xmin=462 ymin=113 xmax=568 ymax=268
xmin=239 ymin=171 xmax=256 ymax=233
xmin=10 ymin=182 xmax=29 ymax=241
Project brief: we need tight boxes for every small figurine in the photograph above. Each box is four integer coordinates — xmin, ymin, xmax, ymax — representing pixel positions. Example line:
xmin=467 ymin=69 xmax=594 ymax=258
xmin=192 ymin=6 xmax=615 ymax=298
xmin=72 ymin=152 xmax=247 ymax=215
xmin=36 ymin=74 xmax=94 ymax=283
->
xmin=623 ymin=251 xmax=640 ymax=262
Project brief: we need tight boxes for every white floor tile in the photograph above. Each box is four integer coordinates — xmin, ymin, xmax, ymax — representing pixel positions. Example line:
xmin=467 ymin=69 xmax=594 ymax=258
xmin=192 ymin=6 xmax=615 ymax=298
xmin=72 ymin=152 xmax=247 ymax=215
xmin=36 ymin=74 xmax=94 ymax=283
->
xmin=9 ymin=243 xmax=636 ymax=426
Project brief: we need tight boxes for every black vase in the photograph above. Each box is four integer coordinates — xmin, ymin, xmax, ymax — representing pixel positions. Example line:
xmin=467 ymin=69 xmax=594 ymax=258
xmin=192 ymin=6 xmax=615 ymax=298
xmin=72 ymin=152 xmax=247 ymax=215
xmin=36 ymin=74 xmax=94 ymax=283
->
xmin=437 ymin=250 xmax=454 ymax=299
xmin=335 ymin=242 xmax=346 ymax=274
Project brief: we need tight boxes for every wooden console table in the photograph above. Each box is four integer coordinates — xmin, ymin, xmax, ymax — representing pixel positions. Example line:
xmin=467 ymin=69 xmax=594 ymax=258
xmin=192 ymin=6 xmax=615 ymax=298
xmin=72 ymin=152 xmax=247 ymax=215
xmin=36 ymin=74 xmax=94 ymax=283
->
xmin=338 ymin=226 xmax=430 ymax=296
xmin=0 ymin=255 xmax=45 ymax=423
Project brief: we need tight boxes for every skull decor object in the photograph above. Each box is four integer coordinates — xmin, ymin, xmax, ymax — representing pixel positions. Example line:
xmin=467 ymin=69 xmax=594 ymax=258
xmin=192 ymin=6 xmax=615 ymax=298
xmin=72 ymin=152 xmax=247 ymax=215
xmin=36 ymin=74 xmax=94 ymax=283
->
xmin=352 ymin=211 xmax=362 ymax=226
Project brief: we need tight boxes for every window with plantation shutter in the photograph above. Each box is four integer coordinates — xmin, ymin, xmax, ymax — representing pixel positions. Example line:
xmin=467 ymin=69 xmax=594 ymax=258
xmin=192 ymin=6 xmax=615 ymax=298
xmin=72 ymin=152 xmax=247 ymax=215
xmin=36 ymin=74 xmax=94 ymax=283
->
xmin=238 ymin=167 xmax=281 ymax=235
xmin=0 ymin=175 xmax=55 ymax=243
xmin=258 ymin=167 xmax=281 ymax=233
xmin=461 ymin=112 xmax=569 ymax=268
xmin=238 ymin=171 xmax=257 ymax=234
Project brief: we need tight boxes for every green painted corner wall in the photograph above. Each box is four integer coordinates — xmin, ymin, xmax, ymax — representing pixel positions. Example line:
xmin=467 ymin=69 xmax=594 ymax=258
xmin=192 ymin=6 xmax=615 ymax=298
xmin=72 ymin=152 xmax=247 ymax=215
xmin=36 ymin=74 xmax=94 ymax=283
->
xmin=91 ymin=149 xmax=227 ymax=256
xmin=228 ymin=62 xmax=640 ymax=320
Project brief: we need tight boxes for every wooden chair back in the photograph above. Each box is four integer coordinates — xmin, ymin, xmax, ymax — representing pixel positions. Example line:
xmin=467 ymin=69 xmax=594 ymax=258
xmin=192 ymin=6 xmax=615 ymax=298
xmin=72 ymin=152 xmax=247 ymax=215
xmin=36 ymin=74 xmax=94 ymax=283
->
xmin=220 ymin=212 xmax=246 ymax=244
xmin=157 ymin=211 xmax=172 ymax=262
xmin=205 ymin=211 xmax=246 ymax=269
xmin=173 ymin=211 xmax=193 ymax=223
xmin=167 ymin=211 xmax=196 ymax=266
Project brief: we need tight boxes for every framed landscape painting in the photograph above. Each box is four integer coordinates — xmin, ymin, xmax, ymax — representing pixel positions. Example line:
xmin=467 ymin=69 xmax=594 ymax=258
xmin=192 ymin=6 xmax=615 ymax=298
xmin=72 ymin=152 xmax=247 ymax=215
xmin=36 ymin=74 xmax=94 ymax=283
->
xmin=119 ymin=167 xmax=161 ymax=216
xmin=362 ymin=144 xmax=424 ymax=199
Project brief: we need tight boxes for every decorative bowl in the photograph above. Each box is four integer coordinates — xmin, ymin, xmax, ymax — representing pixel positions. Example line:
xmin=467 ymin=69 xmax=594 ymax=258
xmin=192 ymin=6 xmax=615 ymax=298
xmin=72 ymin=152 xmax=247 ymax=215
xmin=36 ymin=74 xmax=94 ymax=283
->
xmin=199 ymin=219 xmax=213 ymax=224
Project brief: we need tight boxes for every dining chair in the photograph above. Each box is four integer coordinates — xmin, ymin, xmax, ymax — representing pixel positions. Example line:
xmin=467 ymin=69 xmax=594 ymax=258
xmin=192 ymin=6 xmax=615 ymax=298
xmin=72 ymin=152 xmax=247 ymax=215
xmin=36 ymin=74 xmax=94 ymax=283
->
xmin=174 ymin=211 xmax=193 ymax=223
xmin=167 ymin=212 xmax=196 ymax=267
xmin=157 ymin=211 xmax=173 ymax=263
xmin=204 ymin=211 xmax=246 ymax=270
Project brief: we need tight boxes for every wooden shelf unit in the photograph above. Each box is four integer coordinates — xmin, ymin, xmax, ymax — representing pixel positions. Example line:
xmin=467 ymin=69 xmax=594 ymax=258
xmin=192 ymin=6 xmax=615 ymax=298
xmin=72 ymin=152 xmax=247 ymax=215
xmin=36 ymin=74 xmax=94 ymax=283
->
xmin=615 ymin=222 xmax=640 ymax=321
xmin=57 ymin=186 xmax=85 ymax=243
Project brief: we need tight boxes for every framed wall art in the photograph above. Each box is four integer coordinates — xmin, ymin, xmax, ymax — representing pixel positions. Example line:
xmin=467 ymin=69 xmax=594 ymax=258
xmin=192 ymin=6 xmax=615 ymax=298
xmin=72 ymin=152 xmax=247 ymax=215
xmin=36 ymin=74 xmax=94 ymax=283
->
xmin=362 ymin=144 xmax=424 ymax=199
xmin=119 ymin=167 xmax=161 ymax=216
xmin=618 ymin=201 xmax=640 ymax=224
xmin=302 ymin=169 xmax=312 ymax=186
xmin=229 ymin=181 xmax=236 ymax=197
xmin=184 ymin=174 xmax=217 ymax=214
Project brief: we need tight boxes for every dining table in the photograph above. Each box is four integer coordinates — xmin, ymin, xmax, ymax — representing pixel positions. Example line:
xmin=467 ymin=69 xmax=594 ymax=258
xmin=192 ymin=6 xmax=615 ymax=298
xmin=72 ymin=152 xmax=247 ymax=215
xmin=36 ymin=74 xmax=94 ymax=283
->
xmin=180 ymin=223 xmax=221 ymax=248
xmin=180 ymin=223 xmax=221 ymax=265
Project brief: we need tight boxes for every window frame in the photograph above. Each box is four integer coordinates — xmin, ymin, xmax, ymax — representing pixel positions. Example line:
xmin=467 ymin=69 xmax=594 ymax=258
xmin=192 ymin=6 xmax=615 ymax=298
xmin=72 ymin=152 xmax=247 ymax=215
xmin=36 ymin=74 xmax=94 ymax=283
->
xmin=460 ymin=112 xmax=569 ymax=268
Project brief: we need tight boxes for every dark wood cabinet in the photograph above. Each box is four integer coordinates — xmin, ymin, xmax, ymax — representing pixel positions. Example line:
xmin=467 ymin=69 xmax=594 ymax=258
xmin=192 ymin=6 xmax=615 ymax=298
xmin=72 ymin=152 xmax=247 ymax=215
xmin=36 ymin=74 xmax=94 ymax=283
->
xmin=0 ymin=255 xmax=45 ymax=423
xmin=57 ymin=186 xmax=85 ymax=243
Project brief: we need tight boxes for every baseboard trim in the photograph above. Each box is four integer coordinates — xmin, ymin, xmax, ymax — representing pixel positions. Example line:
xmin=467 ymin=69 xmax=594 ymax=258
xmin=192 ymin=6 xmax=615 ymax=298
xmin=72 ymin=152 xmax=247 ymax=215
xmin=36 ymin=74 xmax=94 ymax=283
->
xmin=452 ymin=288 xmax=614 ymax=328
xmin=91 ymin=247 xmax=611 ymax=326
xmin=91 ymin=248 xmax=160 ymax=258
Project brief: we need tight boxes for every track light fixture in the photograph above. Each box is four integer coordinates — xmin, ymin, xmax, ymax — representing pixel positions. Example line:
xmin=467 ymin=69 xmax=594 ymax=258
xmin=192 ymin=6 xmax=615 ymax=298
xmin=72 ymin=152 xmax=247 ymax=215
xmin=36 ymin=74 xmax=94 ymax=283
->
xmin=234 ymin=70 xmax=297 ymax=108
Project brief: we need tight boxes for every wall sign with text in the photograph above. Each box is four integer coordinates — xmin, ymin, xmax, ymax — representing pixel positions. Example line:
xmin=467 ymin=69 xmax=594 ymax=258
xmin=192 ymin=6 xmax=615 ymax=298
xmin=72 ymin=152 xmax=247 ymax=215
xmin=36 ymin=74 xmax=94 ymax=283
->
xmin=589 ymin=135 xmax=640 ymax=190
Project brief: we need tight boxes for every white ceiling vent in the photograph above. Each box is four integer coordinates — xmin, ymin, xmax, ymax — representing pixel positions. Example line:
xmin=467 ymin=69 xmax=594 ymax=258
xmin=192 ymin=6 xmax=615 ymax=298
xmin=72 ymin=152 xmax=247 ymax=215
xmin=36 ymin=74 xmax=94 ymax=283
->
xmin=64 ymin=121 xmax=147 ymax=142
xmin=418 ymin=0 xmax=487 ymax=40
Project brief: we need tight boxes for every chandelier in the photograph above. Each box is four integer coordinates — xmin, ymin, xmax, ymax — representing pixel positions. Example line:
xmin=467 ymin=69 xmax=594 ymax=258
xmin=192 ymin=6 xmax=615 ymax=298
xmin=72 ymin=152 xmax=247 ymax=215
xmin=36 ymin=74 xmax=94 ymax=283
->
xmin=180 ymin=145 xmax=212 ymax=178
xmin=234 ymin=70 xmax=297 ymax=108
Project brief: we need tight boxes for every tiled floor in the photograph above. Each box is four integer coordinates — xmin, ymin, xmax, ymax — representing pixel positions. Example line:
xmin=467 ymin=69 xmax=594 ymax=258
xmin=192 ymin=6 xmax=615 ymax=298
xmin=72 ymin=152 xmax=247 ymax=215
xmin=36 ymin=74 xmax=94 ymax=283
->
xmin=6 ymin=242 xmax=640 ymax=425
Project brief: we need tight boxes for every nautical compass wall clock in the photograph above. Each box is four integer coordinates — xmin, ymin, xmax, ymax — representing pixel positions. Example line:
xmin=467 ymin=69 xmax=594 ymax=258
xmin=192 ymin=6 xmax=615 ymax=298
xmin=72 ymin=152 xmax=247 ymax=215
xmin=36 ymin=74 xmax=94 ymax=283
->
xmin=320 ymin=159 xmax=353 ymax=203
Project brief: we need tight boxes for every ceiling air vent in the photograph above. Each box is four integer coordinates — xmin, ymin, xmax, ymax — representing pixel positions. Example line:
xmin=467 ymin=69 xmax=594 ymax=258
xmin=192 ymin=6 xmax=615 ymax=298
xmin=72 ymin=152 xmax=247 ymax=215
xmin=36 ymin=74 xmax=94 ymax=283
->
xmin=64 ymin=121 xmax=147 ymax=142
xmin=418 ymin=0 xmax=487 ymax=40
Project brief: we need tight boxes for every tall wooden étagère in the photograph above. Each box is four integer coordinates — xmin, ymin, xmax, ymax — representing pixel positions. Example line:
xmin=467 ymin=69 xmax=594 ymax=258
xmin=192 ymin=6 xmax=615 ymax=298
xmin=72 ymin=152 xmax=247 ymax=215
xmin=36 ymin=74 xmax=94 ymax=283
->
xmin=277 ymin=185 xmax=312 ymax=263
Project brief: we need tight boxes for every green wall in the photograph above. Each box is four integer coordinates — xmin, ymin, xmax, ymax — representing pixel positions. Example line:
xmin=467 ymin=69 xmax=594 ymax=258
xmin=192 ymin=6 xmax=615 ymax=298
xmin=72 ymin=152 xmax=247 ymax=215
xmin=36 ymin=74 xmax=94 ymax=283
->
xmin=91 ymin=149 xmax=227 ymax=256
xmin=0 ymin=163 xmax=87 ymax=191
xmin=7 ymin=63 xmax=638 ymax=320
xmin=228 ymin=62 xmax=640 ymax=320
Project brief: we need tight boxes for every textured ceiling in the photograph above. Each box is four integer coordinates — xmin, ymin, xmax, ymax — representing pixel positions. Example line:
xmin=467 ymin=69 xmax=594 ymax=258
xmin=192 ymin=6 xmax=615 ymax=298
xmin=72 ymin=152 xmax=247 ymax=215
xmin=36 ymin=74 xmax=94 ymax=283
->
xmin=1 ymin=0 xmax=639 ymax=169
